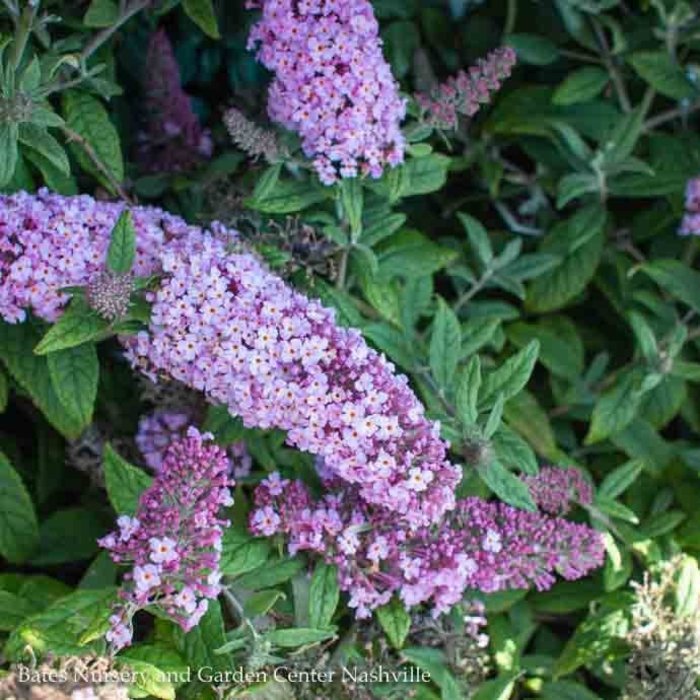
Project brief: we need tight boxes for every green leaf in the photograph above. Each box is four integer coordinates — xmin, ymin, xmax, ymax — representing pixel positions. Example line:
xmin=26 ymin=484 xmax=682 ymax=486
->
xmin=309 ymin=563 xmax=339 ymax=630
xmin=429 ymin=298 xmax=461 ymax=388
xmin=594 ymin=496 xmax=639 ymax=524
xmin=47 ymin=343 xmax=98 ymax=430
xmin=0 ymin=367 xmax=7 ymax=412
xmin=552 ymin=67 xmax=609 ymax=105
xmin=458 ymin=213 xmax=493 ymax=266
xmin=377 ymin=230 xmax=457 ymax=280
xmin=0 ymin=450 xmax=39 ymax=563
xmin=527 ymin=205 xmax=606 ymax=313
xmin=244 ymin=590 xmax=286 ymax=618
xmin=483 ymin=393 xmax=505 ymax=439
xmin=479 ymin=340 xmax=539 ymax=409
xmin=471 ymin=673 xmax=519 ymax=700
xmin=339 ymin=178 xmax=363 ymax=240
xmin=542 ymin=681 xmax=603 ymax=700
xmin=598 ymin=459 xmax=645 ymax=500
xmin=586 ymin=369 xmax=644 ymax=444
xmin=639 ymin=260 xmax=700 ymax=315
xmin=492 ymin=425 xmax=539 ymax=476
xmin=676 ymin=557 xmax=700 ymax=617
xmin=0 ymin=322 xmax=84 ymax=438
xmin=18 ymin=124 xmax=69 ymax=176
xmin=63 ymin=90 xmax=124 ymax=189
xmin=247 ymin=178 xmax=328 ymax=214
xmin=34 ymin=299 xmax=108 ymax=355
xmin=0 ymin=123 xmax=19 ymax=186
xmin=641 ymin=510 xmax=685 ymax=538
xmin=507 ymin=33 xmax=559 ymax=65
xmin=103 ymin=444 xmax=152 ymax=516
xmin=382 ymin=20 xmax=420 ymax=78
xmin=265 ymin=627 xmax=336 ymax=648
xmin=376 ymin=597 xmax=411 ymax=649
xmin=478 ymin=460 xmax=537 ymax=511
xmin=84 ymin=0 xmax=119 ymax=27
xmin=236 ymin=558 xmax=304 ymax=590
xmin=220 ymin=527 xmax=271 ymax=577
xmin=124 ymin=659 xmax=176 ymax=700
xmin=554 ymin=598 xmax=631 ymax=676
xmin=0 ymin=590 xmax=34 ymax=630
xmin=107 ymin=209 xmax=136 ymax=274
xmin=174 ymin=599 xmax=228 ymax=672
xmin=456 ymin=356 xmax=481 ymax=426
xmin=5 ymin=587 xmax=117 ymax=659
xmin=627 ymin=51 xmax=696 ymax=100
xmin=30 ymin=507 xmax=104 ymax=566
xmin=390 ymin=154 xmax=451 ymax=199
xmin=183 ymin=0 xmax=221 ymax=39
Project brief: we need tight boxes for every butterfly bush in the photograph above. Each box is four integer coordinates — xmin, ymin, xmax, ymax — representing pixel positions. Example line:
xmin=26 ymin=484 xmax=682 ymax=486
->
xmin=0 ymin=191 xmax=602 ymax=618
xmin=99 ymin=428 xmax=233 ymax=651
xmin=416 ymin=46 xmax=517 ymax=130
xmin=137 ymin=29 xmax=213 ymax=173
xmin=680 ymin=176 xmax=700 ymax=235
xmin=250 ymin=472 xmax=604 ymax=618
xmin=247 ymin=0 xmax=406 ymax=184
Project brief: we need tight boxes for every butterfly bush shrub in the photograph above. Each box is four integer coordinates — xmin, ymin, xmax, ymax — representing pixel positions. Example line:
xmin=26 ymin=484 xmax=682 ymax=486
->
xmin=0 ymin=0 xmax=699 ymax=699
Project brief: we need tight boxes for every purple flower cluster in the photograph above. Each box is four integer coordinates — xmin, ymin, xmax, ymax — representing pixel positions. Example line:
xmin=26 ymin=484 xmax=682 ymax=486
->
xmin=137 ymin=29 xmax=213 ymax=173
xmin=99 ymin=428 xmax=233 ymax=651
xmin=680 ymin=177 xmax=700 ymax=235
xmin=0 ymin=191 xmax=604 ymax=621
xmin=136 ymin=407 xmax=253 ymax=478
xmin=524 ymin=466 xmax=594 ymax=516
xmin=0 ymin=190 xmax=170 ymax=323
xmin=125 ymin=231 xmax=460 ymax=527
xmin=250 ymin=473 xmax=604 ymax=618
xmin=247 ymin=0 xmax=406 ymax=184
xmin=416 ymin=47 xmax=517 ymax=130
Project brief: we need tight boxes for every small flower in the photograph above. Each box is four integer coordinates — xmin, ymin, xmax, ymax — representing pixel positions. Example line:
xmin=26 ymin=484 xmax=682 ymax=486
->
xmin=482 ymin=529 xmax=503 ymax=554
xmin=174 ymin=586 xmax=197 ymax=614
xmin=149 ymin=536 xmax=179 ymax=564
xmin=251 ymin=505 xmax=281 ymax=536
xmin=117 ymin=515 xmax=140 ymax=541
xmin=134 ymin=563 xmax=162 ymax=593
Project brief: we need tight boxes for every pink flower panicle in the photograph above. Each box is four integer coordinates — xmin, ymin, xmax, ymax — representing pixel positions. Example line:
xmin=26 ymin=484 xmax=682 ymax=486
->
xmin=680 ymin=176 xmax=700 ymax=235
xmin=99 ymin=428 xmax=234 ymax=651
xmin=247 ymin=0 xmax=406 ymax=184
xmin=250 ymin=473 xmax=605 ymax=618
xmin=138 ymin=29 xmax=213 ymax=173
xmin=125 ymin=231 xmax=460 ymax=528
xmin=416 ymin=46 xmax=517 ymax=130
xmin=0 ymin=190 xmax=604 ymax=621
xmin=524 ymin=466 xmax=594 ymax=516
xmin=136 ymin=407 xmax=253 ymax=478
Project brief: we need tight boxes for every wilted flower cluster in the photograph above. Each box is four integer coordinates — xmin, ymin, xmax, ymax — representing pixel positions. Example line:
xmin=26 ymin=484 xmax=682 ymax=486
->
xmin=247 ymin=0 xmax=406 ymax=184
xmin=524 ymin=465 xmax=593 ymax=516
xmin=250 ymin=472 xmax=604 ymax=618
xmin=98 ymin=428 xmax=233 ymax=651
xmin=680 ymin=176 xmax=700 ymax=235
xmin=416 ymin=46 xmax=517 ymax=130
xmin=86 ymin=271 xmax=134 ymax=321
xmin=623 ymin=558 xmax=700 ymax=700
xmin=137 ymin=29 xmax=213 ymax=173
xmin=136 ymin=407 xmax=252 ymax=478
xmin=223 ymin=107 xmax=282 ymax=163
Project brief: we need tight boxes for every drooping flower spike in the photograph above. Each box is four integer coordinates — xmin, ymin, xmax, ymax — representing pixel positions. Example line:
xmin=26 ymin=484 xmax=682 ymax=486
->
xmin=0 ymin=190 xmax=603 ymax=624
xmin=99 ymin=428 xmax=233 ymax=651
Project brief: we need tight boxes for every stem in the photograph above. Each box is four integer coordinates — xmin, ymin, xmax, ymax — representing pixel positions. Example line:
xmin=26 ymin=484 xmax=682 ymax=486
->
xmin=336 ymin=247 xmax=350 ymax=289
xmin=453 ymin=270 xmax=494 ymax=313
xmin=592 ymin=18 xmax=631 ymax=113
xmin=61 ymin=125 xmax=133 ymax=203
xmin=644 ymin=100 xmax=700 ymax=131
xmin=682 ymin=237 xmax=699 ymax=267
xmin=80 ymin=0 xmax=150 ymax=63
xmin=504 ymin=0 xmax=517 ymax=36
xmin=8 ymin=2 xmax=37 ymax=76
xmin=221 ymin=586 xmax=246 ymax=624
